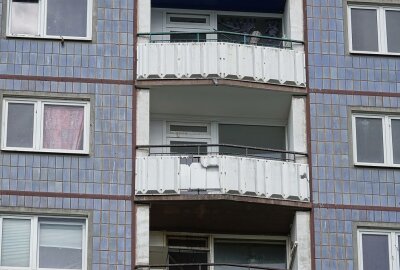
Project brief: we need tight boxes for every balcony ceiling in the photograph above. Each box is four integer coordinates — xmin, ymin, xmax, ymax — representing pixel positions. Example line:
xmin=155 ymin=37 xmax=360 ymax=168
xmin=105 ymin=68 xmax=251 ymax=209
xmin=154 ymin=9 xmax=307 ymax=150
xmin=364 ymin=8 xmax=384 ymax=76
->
xmin=152 ymin=0 xmax=286 ymax=13
xmin=147 ymin=200 xmax=308 ymax=235
xmin=150 ymin=85 xmax=294 ymax=122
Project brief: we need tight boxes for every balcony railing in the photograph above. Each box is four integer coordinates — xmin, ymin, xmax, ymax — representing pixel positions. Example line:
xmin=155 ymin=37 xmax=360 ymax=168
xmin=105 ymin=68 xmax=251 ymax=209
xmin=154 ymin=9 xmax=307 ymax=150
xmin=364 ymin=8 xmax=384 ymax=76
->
xmin=137 ymin=144 xmax=306 ymax=163
xmin=135 ymin=263 xmax=285 ymax=270
xmin=135 ymin=144 xmax=309 ymax=201
xmin=137 ymin=31 xmax=304 ymax=49
xmin=136 ymin=31 xmax=306 ymax=86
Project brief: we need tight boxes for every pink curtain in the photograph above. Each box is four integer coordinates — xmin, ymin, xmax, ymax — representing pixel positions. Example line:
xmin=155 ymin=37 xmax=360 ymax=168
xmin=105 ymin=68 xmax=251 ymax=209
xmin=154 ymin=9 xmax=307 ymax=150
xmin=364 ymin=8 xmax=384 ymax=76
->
xmin=43 ymin=105 xmax=85 ymax=150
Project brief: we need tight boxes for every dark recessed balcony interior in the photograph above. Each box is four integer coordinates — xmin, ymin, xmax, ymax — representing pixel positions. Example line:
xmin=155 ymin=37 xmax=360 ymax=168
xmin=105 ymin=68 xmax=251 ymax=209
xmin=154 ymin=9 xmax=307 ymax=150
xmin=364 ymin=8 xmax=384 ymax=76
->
xmin=152 ymin=0 xmax=286 ymax=13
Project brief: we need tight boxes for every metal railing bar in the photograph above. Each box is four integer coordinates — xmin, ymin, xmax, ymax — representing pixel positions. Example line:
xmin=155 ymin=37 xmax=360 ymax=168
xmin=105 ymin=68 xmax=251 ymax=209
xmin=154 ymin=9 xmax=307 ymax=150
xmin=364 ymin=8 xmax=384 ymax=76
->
xmin=134 ymin=263 xmax=285 ymax=270
xmin=137 ymin=30 xmax=304 ymax=45
xmin=145 ymin=152 xmax=294 ymax=162
xmin=136 ymin=143 xmax=307 ymax=157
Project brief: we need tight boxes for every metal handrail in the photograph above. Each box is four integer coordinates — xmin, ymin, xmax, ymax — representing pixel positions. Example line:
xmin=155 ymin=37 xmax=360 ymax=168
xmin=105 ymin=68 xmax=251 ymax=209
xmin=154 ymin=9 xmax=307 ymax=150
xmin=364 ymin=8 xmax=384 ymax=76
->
xmin=136 ymin=144 xmax=307 ymax=162
xmin=135 ymin=263 xmax=285 ymax=270
xmin=137 ymin=30 xmax=304 ymax=48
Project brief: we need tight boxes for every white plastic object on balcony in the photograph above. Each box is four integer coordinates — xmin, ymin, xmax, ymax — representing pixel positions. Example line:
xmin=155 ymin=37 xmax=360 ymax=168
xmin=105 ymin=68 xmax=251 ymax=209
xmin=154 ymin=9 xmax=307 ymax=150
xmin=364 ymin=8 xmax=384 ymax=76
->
xmin=135 ymin=155 xmax=310 ymax=201
xmin=137 ymin=42 xmax=306 ymax=87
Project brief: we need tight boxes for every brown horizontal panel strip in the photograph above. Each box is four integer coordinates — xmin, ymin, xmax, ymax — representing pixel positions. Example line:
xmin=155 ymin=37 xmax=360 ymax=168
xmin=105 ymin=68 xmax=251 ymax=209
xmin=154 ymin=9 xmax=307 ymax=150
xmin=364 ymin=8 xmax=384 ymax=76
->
xmin=314 ymin=203 xmax=400 ymax=212
xmin=310 ymin=88 xmax=400 ymax=97
xmin=135 ymin=194 xmax=312 ymax=209
xmin=0 ymin=74 xmax=135 ymax=85
xmin=0 ymin=190 xmax=132 ymax=201
xmin=136 ymin=79 xmax=307 ymax=94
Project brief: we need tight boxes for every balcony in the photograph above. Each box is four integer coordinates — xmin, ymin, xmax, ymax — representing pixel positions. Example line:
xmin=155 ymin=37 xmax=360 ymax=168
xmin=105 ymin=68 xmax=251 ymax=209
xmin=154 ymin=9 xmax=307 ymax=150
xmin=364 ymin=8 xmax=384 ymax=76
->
xmin=136 ymin=262 xmax=285 ymax=270
xmin=135 ymin=144 xmax=309 ymax=202
xmin=137 ymin=31 xmax=306 ymax=87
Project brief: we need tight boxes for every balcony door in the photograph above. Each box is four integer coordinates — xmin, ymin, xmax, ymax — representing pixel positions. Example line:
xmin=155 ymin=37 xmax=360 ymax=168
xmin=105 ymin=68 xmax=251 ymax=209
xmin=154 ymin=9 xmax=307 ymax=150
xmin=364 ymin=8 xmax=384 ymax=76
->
xmin=166 ymin=13 xmax=214 ymax=42
xmin=167 ymin=122 xmax=212 ymax=155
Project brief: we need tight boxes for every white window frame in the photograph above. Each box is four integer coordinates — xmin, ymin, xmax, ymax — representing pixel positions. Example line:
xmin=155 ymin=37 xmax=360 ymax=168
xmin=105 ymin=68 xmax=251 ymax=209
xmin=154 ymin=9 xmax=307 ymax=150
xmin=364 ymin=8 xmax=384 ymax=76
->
xmin=357 ymin=229 xmax=400 ymax=270
xmin=1 ymin=98 xmax=91 ymax=154
xmin=166 ymin=13 xmax=211 ymax=28
xmin=0 ymin=215 xmax=88 ymax=270
xmin=167 ymin=122 xmax=212 ymax=139
xmin=347 ymin=5 xmax=400 ymax=55
xmin=157 ymin=8 xmax=284 ymax=42
xmin=166 ymin=122 xmax=213 ymax=154
xmin=6 ymin=0 xmax=93 ymax=40
xmin=161 ymin=232 xmax=289 ymax=268
xmin=352 ymin=114 xmax=400 ymax=167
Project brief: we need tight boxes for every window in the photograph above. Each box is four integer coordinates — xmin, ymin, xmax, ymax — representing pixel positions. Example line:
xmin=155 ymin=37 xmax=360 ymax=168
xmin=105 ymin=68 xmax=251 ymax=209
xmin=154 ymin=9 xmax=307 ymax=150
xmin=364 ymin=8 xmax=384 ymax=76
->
xmin=214 ymin=239 xmax=287 ymax=269
xmin=0 ymin=215 xmax=87 ymax=270
xmin=150 ymin=234 xmax=288 ymax=270
xmin=166 ymin=122 xmax=211 ymax=155
xmin=217 ymin=15 xmax=282 ymax=46
xmin=357 ymin=229 xmax=400 ymax=270
xmin=1 ymin=98 xmax=90 ymax=154
xmin=348 ymin=6 xmax=400 ymax=54
xmin=218 ymin=124 xmax=286 ymax=158
xmin=167 ymin=236 xmax=209 ymax=270
xmin=7 ymin=0 xmax=93 ymax=39
xmin=352 ymin=114 xmax=400 ymax=166
xmin=166 ymin=13 xmax=210 ymax=28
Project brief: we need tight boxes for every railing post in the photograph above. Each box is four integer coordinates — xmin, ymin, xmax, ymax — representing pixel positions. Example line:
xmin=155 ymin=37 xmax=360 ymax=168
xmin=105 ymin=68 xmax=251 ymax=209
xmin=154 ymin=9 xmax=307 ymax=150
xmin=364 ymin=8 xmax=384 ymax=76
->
xmin=197 ymin=33 xmax=200 ymax=42
xmin=198 ymin=145 xmax=200 ymax=155
xmin=243 ymin=34 xmax=246 ymax=44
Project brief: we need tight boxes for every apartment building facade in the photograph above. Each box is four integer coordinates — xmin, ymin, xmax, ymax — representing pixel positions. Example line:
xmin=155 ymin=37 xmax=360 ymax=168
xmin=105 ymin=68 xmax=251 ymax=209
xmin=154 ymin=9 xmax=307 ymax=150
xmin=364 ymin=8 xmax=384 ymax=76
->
xmin=134 ymin=0 xmax=311 ymax=270
xmin=307 ymin=0 xmax=400 ymax=269
xmin=0 ymin=0 xmax=135 ymax=269
xmin=2 ymin=0 xmax=399 ymax=269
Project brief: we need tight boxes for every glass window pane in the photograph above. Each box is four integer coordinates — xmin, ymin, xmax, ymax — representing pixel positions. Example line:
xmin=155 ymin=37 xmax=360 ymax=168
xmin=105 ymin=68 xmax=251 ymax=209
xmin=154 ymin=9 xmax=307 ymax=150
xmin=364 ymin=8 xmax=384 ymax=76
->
xmin=10 ymin=0 xmax=39 ymax=35
xmin=6 ymin=103 xmax=34 ymax=148
xmin=168 ymin=237 xmax=208 ymax=248
xmin=168 ymin=250 xmax=208 ymax=270
xmin=170 ymin=125 xmax=208 ymax=133
xmin=170 ymin=32 xmax=207 ymax=42
xmin=391 ymin=119 xmax=400 ymax=164
xmin=169 ymin=16 xmax=207 ymax=24
xmin=362 ymin=234 xmax=390 ymax=270
xmin=386 ymin=10 xmax=400 ymax=53
xmin=214 ymin=241 xmax=286 ymax=270
xmin=355 ymin=117 xmax=384 ymax=163
xmin=1 ymin=218 xmax=31 ymax=267
xmin=351 ymin=8 xmax=379 ymax=52
xmin=46 ymin=0 xmax=88 ymax=37
xmin=43 ymin=105 xmax=85 ymax=150
xmin=39 ymin=223 xmax=83 ymax=269
xmin=170 ymin=141 xmax=208 ymax=155
xmin=219 ymin=124 xmax=286 ymax=159
xmin=217 ymin=15 xmax=283 ymax=47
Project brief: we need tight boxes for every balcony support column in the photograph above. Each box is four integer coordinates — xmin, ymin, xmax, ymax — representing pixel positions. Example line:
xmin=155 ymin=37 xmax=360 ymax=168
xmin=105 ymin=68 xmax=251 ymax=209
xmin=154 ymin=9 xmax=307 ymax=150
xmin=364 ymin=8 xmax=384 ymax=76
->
xmin=135 ymin=204 xmax=150 ymax=266
xmin=288 ymin=96 xmax=307 ymax=164
xmin=290 ymin=211 xmax=312 ymax=270
xmin=136 ymin=89 xmax=150 ymax=156
xmin=137 ymin=0 xmax=151 ymax=43
xmin=284 ymin=0 xmax=304 ymax=51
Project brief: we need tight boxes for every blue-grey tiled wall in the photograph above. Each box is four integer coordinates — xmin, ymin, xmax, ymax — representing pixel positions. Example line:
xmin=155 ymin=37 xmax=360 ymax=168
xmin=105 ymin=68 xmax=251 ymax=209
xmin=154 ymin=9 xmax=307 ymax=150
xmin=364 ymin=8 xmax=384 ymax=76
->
xmin=0 ymin=0 xmax=135 ymax=268
xmin=0 ymin=0 xmax=134 ymax=80
xmin=307 ymin=0 xmax=400 ymax=92
xmin=308 ymin=0 xmax=400 ymax=269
